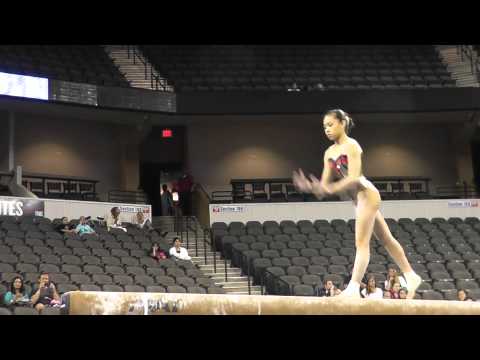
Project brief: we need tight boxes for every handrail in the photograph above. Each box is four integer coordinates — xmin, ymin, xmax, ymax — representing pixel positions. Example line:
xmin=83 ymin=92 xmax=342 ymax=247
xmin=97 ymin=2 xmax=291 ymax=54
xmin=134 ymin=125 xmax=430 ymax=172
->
xmin=457 ymin=45 xmax=480 ymax=82
xmin=195 ymin=183 xmax=212 ymax=203
xmin=263 ymin=268 xmax=292 ymax=296
xmin=126 ymin=45 xmax=170 ymax=91
xmin=108 ymin=189 xmax=147 ymax=204
xmin=436 ymin=184 xmax=478 ymax=199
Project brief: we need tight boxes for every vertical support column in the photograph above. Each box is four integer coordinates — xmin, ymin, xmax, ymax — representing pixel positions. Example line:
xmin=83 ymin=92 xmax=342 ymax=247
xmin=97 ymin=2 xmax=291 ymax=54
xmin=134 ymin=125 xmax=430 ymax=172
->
xmin=8 ymin=111 xmax=15 ymax=172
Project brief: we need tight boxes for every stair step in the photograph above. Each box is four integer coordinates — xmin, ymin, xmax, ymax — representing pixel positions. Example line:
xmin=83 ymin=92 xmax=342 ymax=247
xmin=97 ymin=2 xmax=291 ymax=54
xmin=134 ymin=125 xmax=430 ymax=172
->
xmin=211 ymin=276 xmax=249 ymax=282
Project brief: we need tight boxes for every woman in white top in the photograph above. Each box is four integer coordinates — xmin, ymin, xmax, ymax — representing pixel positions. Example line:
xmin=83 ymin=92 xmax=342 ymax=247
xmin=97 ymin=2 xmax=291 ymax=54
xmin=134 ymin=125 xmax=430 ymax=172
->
xmin=169 ymin=237 xmax=191 ymax=261
xmin=361 ymin=275 xmax=383 ymax=299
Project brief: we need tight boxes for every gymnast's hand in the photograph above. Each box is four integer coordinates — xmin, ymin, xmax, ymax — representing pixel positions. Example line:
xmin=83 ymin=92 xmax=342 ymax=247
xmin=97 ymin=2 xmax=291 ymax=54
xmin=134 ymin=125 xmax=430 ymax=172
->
xmin=308 ymin=174 xmax=332 ymax=197
xmin=292 ymin=169 xmax=313 ymax=193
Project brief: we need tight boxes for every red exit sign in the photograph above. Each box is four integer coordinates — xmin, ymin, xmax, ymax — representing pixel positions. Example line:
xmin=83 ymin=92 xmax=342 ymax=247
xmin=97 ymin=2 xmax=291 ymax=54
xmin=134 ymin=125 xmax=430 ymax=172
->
xmin=162 ymin=129 xmax=173 ymax=138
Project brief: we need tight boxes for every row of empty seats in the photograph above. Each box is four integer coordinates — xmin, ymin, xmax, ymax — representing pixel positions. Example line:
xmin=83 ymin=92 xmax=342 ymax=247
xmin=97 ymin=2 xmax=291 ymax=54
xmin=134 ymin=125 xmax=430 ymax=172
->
xmin=0 ymin=45 xmax=129 ymax=87
xmin=140 ymin=45 xmax=456 ymax=92
xmin=212 ymin=217 xmax=480 ymax=300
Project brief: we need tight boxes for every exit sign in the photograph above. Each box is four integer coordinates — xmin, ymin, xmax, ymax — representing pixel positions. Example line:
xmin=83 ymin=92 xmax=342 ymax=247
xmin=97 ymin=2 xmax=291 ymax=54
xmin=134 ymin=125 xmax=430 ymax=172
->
xmin=162 ymin=129 xmax=173 ymax=138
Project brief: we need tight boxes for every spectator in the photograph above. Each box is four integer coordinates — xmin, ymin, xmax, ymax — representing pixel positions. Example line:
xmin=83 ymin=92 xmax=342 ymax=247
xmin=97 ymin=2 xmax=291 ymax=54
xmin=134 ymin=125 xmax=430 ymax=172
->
xmin=133 ymin=210 xmax=153 ymax=231
xmin=317 ymin=280 xmax=339 ymax=297
xmin=105 ymin=207 xmax=127 ymax=232
xmin=56 ymin=217 xmax=76 ymax=235
xmin=457 ymin=289 xmax=473 ymax=302
xmin=360 ymin=275 xmax=383 ymax=299
xmin=383 ymin=290 xmax=392 ymax=299
xmin=161 ymin=184 xmax=174 ymax=216
xmin=169 ymin=237 xmax=191 ymax=261
xmin=3 ymin=276 xmax=31 ymax=307
xmin=177 ymin=173 xmax=194 ymax=216
xmin=30 ymin=273 xmax=61 ymax=313
xmin=389 ymin=282 xmax=402 ymax=299
xmin=151 ymin=243 xmax=167 ymax=261
xmin=75 ymin=216 xmax=96 ymax=236
xmin=384 ymin=267 xmax=407 ymax=291
xmin=399 ymin=287 xmax=408 ymax=299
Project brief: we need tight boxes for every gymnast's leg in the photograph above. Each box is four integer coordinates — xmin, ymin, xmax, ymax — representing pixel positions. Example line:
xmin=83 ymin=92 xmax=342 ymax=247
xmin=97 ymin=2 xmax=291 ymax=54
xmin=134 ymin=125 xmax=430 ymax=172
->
xmin=373 ymin=211 xmax=421 ymax=299
xmin=340 ymin=192 xmax=379 ymax=297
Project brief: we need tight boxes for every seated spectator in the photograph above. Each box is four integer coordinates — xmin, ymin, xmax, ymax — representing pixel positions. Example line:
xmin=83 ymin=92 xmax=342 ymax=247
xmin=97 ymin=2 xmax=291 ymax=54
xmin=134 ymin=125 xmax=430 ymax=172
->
xmin=384 ymin=267 xmax=407 ymax=291
xmin=457 ymin=289 xmax=473 ymax=302
xmin=389 ymin=282 xmax=402 ymax=299
xmin=169 ymin=237 xmax=191 ymax=261
xmin=151 ymin=243 xmax=167 ymax=261
xmin=132 ymin=210 xmax=153 ymax=231
xmin=399 ymin=287 xmax=408 ymax=299
xmin=317 ymin=280 xmax=339 ymax=297
xmin=383 ymin=290 xmax=392 ymax=299
xmin=3 ymin=276 xmax=31 ymax=307
xmin=105 ymin=207 xmax=127 ymax=232
xmin=56 ymin=217 xmax=76 ymax=235
xmin=30 ymin=273 xmax=61 ymax=313
xmin=75 ymin=216 xmax=96 ymax=236
xmin=361 ymin=275 xmax=383 ymax=299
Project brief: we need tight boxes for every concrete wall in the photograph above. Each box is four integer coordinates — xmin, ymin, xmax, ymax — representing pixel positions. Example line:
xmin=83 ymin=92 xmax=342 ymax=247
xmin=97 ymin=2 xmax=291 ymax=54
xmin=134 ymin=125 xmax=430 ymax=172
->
xmin=11 ymin=113 xmax=126 ymax=200
xmin=187 ymin=117 xmax=463 ymax=195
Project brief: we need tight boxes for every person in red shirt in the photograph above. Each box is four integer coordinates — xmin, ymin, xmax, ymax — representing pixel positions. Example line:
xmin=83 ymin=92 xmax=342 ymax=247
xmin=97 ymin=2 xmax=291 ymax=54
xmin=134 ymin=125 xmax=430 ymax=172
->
xmin=177 ymin=173 xmax=194 ymax=216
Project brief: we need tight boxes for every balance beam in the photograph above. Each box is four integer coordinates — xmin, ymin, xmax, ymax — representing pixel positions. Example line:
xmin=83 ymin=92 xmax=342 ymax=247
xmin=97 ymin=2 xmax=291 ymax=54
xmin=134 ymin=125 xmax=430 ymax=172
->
xmin=66 ymin=291 xmax=480 ymax=315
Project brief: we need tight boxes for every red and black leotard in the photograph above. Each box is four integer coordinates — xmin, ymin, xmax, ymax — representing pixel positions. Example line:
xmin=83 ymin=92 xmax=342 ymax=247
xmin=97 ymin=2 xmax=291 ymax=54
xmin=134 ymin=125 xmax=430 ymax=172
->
xmin=329 ymin=154 xmax=349 ymax=178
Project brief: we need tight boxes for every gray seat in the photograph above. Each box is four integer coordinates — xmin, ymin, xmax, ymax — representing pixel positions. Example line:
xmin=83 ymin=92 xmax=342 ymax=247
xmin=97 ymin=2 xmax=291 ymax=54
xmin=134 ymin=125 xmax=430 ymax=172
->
xmin=196 ymin=277 xmax=215 ymax=288
xmin=281 ymin=249 xmax=300 ymax=258
xmin=100 ymin=256 xmax=119 ymax=266
xmin=146 ymin=286 xmax=166 ymax=293
xmin=14 ymin=307 xmax=39 ymax=315
xmin=103 ymin=284 xmax=124 ymax=292
xmin=71 ymin=274 xmax=93 ymax=285
xmin=272 ymin=257 xmax=291 ymax=268
xmin=124 ymin=285 xmax=145 ymax=292
xmin=16 ymin=263 xmax=38 ymax=273
xmin=83 ymin=265 xmax=104 ymax=275
xmin=92 ymin=274 xmax=113 ymax=285
xmin=57 ymin=283 xmax=79 ymax=293
xmin=135 ymin=275 xmax=155 ymax=287
xmin=61 ymin=255 xmax=81 ymax=266
xmin=39 ymin=264 xmax=60 ymax=273
xmin=114 ymin=275 xmax=134 ymax=286
xmin=155 ymin=276 xmax=176 ymax=287
xmin=92 ymin=249 xmax=110 ymax=257
xmin=80 ymin=284 xmax=101 ymax=291
xmin=121 ymin=257 xmax=139 ymax=266
xmin=72 ymin=248 xmax=91 ymax=257
xmin=61 ymin=264 xmax=83 ymax=274
xmin=293 ymin=284 xmax=315 ymax=296
xmin=176 ymin=277 xmax=195 ymax=288
xmin=301 ymin=274 xmax=322 ymax=287
xmin=422 ymin=291 xmax=443 ymax=300
xmin=111 ymin=249 xmax=129 ymax=258
xmin=167 ymin=285 xmax=187 ymax=293
xmin=146 ymin=267 xmax=166 ymax=277
xmin=310 ymin=256 xmax=329 ymax=266
xmin=125 ymin=266 xmax=146 ymax=277
xmin=104 ymin=265 xmax=125 ymax=275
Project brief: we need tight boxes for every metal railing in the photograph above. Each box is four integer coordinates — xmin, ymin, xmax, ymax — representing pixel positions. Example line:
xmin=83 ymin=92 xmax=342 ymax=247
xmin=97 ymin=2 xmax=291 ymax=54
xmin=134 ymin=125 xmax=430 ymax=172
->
xmin=262 ymin=268 xmax=292 ymax=296
xmin=436 ymin=184 xmax=478 ymax=199
xmin=457 ymin=45 xmax=480 ymax=82
xmin=126 ymin=45 xmax=171 ymax=91
xmin=177 ymin=215 xmax=217 ymax=274
xmin=108 ymin=190 xmax=148 ymax=204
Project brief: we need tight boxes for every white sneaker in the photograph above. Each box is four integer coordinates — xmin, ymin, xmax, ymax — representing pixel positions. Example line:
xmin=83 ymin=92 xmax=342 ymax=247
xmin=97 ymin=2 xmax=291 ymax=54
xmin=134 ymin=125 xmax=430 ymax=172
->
xmin=404 ymin=272 xmax=422 ymax=300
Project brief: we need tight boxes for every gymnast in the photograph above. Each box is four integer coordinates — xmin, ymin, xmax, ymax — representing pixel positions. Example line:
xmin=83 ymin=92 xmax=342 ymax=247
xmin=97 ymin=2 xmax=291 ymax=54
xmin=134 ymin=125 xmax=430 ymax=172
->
xmin=293 ymin=109 xmax=422 ymax=298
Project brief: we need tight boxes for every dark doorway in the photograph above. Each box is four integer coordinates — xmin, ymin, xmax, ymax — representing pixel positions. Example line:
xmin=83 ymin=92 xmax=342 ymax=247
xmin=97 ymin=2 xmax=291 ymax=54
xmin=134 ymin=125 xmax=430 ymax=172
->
xmin=139 ymin=126 xmax=186 ymax=216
